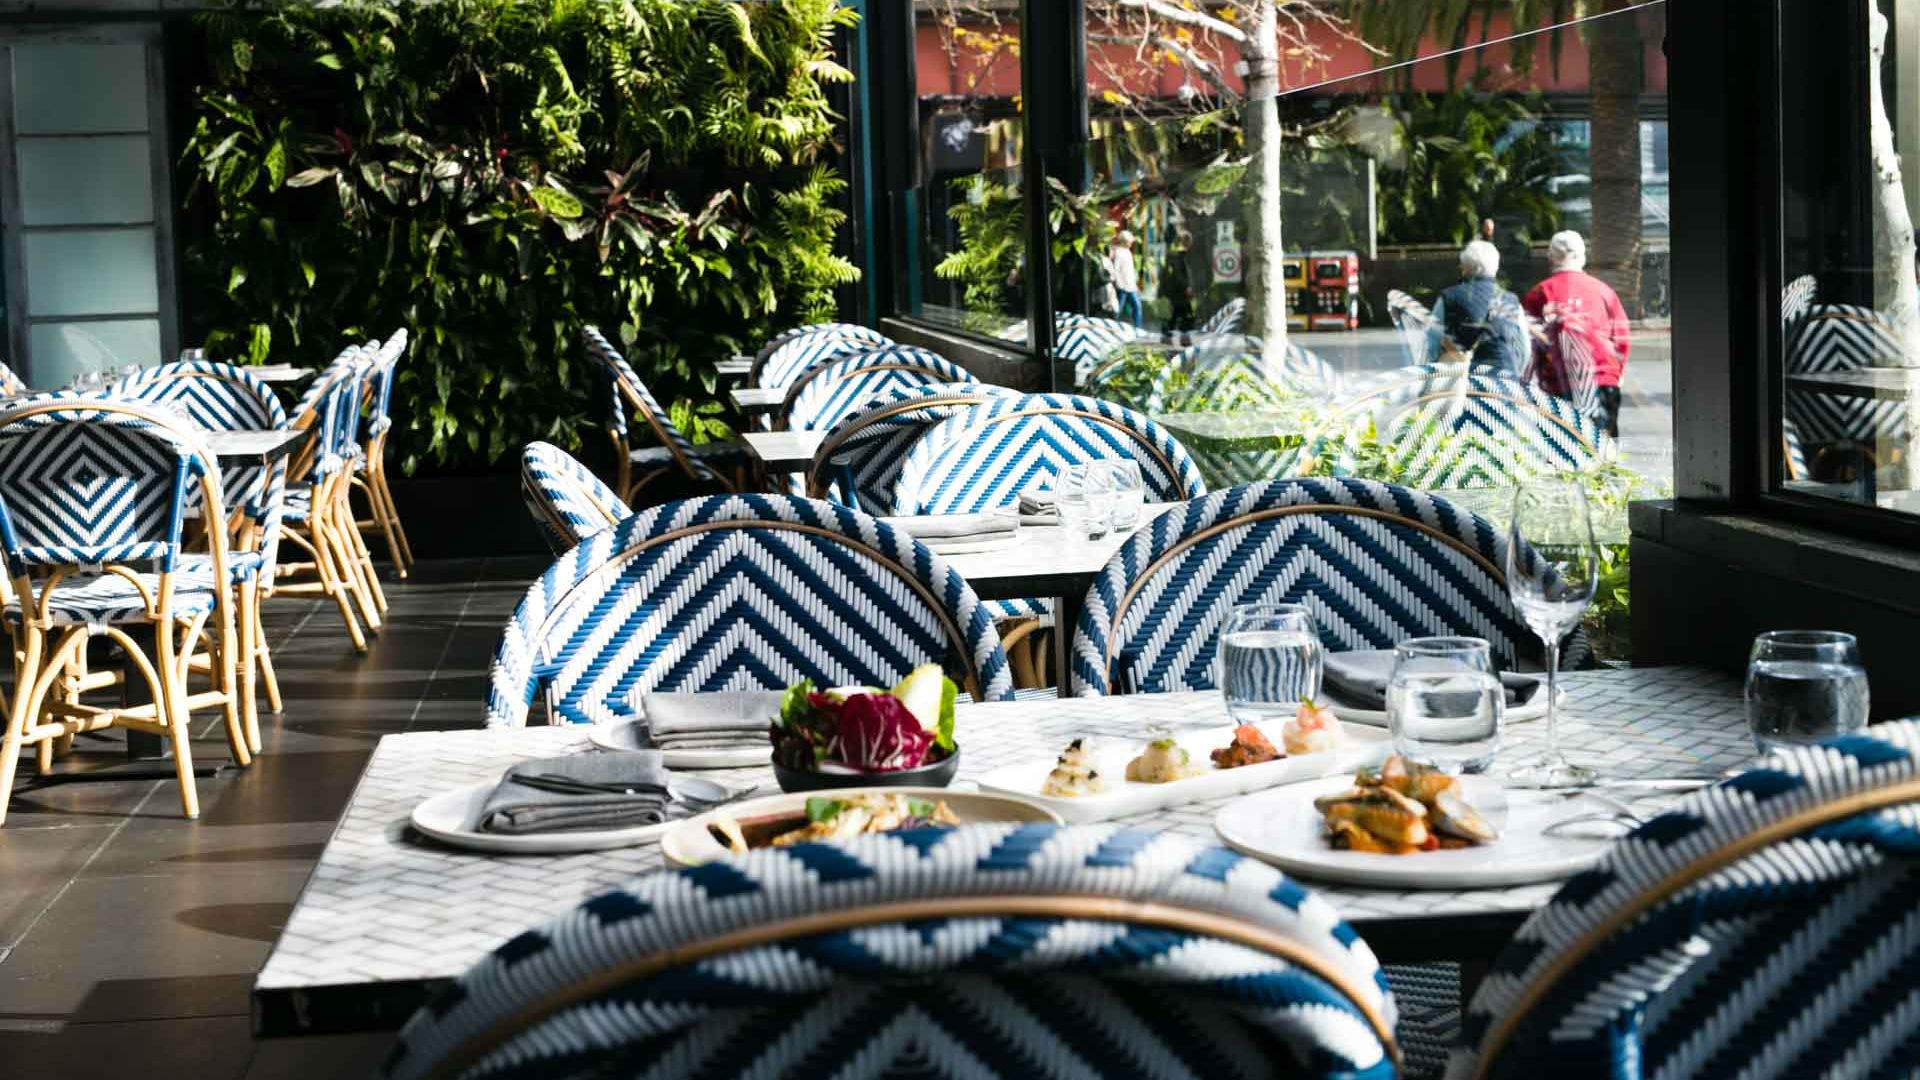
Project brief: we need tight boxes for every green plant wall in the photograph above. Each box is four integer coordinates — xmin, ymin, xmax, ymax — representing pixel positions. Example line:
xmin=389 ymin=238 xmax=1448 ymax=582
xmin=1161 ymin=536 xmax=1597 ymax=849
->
xmin=182 ymin=0 xmax=859 ymax=473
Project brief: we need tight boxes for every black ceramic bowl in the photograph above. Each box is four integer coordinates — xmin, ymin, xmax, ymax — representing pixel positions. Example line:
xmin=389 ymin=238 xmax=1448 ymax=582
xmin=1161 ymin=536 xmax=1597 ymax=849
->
xmin=772 ymin=749 xmax=961 ymax=793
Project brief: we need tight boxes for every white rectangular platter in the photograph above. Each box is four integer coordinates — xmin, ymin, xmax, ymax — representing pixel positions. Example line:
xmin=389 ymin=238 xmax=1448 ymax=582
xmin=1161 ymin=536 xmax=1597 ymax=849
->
xmin=974 ymin=723 xmax=1391 ymax=825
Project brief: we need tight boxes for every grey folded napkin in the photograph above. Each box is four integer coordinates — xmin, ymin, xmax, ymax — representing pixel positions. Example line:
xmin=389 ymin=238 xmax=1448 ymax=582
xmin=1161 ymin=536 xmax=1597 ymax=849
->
xmin=1322 ymin=650 xmax=1542 ymax=711
xmin=884 ymin=513 xmax=1019 ymax=541
xmin=640 ymin=691 xmax=780 ymax=749
xmin=1017 ymin=490 xmax=1063 ymax=526
xmin=478 ymin=752 xmax=672 ymax=835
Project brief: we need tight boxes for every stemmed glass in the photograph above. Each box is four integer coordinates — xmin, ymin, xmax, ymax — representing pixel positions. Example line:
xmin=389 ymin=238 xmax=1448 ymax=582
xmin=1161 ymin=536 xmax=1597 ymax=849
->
xmin=1504 ymin=479 xmax=1600 ymax=788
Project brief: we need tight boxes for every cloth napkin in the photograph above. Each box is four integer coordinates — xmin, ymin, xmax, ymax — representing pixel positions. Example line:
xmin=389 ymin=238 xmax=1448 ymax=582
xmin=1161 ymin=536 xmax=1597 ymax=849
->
xmin=1016 ymin=489 xmax=1063 ymax=526
xmin=640 ymin=691 xmax=780 ymax=750
xmin=1321 ymin=650 xmax=1543 ymax=711
xmin=478 ymin=752 xmax=671 ymax=834
xmin=881 ymin=513 xmax=1020 ymax=553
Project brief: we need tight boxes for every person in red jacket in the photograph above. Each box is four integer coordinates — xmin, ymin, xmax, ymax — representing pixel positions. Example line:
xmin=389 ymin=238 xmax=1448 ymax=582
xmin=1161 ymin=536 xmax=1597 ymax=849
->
xmin=1522 ymin=231 xmax=1632 ymax=436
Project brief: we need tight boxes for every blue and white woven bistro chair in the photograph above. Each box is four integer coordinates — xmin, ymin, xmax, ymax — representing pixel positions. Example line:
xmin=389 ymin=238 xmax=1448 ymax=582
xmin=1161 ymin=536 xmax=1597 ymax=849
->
xmin=751 ymin=327 xmax=892 ymax=393
xmin=1785 ymin=303 xmax=1910 ymax=463
xmin=1056 ymin=312 xmax=1157 ymax=385
xmin=750 ymin=321 xmax=888 ymax=372
xmin=582 ymin=326 xmax=745 ymax=506
xmin=0 ymin=359 xmax=27 ymax=398
xmin=382 ymin=823 xmax=1400 ymax=1080
xmin=1454 ymin=720 xmax=1920 ymax=1079
xmin=1163 ymin=335 xmax=1343 ymax=411
xmin=109 ymin=360 xmax=291 ymax=753
xmin=1071 ymin=478 xmax=1541 ymax=696
xmin=351 ymin=327 xmax=415 ymax=578
xmin=485 ymin=494 xmax=1014 ymax=727
xmin=0 ymin=397 xmax=247 ymax=822
xmin=519 ymin=441 xmax=630 ymax=555
xmin=778 ymin=345 xmax=975 ymax=433
xmin=1387 ymin=289 xmax=1436 ymax=367
xmin=890 ymin=392 xmax=1207 ymax=517
xmin=1310 ymin=374 xmax=1607 ymax=483
xmin=802 ymin=383 xmax=1018 ymax=511
xmin=1198 ymin=295 xmax=1248 ymax=337
xmin=274 ymin=348 xmax=382 ymax=652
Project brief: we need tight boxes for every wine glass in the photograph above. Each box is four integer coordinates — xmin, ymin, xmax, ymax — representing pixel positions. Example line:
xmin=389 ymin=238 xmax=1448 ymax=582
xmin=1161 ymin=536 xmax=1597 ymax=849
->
xmin=1504 ymin=479 xmax=1600 ymax=788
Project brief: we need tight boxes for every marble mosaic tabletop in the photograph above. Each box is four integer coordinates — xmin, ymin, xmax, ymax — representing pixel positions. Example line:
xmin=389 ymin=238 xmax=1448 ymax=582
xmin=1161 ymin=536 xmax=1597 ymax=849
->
xmin=254 ymin=665 xmax=1753 ymax=1036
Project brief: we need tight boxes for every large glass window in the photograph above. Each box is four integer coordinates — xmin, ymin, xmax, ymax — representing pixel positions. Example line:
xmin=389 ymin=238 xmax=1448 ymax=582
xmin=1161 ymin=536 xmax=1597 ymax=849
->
xmin=901 ymin=2 xmax=1028 ymax=339
xmin=1775 ymin=0 xmax=1920 ymax=517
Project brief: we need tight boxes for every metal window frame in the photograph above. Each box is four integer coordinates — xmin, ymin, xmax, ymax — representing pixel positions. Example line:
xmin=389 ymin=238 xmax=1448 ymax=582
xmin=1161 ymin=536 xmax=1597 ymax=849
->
xmin=0 ymin=22 xmax=178 ymax=385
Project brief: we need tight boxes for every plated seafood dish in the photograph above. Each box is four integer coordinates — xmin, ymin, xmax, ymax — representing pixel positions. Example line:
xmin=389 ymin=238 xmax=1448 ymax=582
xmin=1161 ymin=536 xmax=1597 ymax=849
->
xmin=1315 ymin=754 xmax=1498 ymax=854
xmin=709 ymin=793 xmax=960 ymax=854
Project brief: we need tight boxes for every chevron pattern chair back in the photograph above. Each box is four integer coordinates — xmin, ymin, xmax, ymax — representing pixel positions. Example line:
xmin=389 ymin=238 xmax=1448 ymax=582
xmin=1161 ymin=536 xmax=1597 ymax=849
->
xmin=803 ymin=384 xmax=1017 ymax=511
xmin=891 ymin=393 xmax=1207 ymax=516
xmin=1780 ymin=273 xmax=1818 ymax=329
xmin=1056 ymin=312 xmax=1154 ymax=384
xmin=754 ymin=330 xmax=889 ymax=393
xmin=106 ymin=359 xmax=290 ymax=557
xmin=1387 ymin=289 xmax=1435 ymax=366
xmin=486 ymin=494 xmax=1013 ymax=726
xmin=1198 ymin=296 xmax=1248 ymax=336
xmin=1070 ymin=478 xmax=1538 ymax=695
xmin=382 ymin=823 xmax=1399 ymax=1080
xmin=1377 ymin=385 xmax=1606 ymax=489
xmin=751 ymin=322 xmax=888 ymax=369
xmin=1538 ymin=311 xmax=1607 ymax=425
xmin=1456 ymin=721 xmax=1920 ymax=1079
xmin=0 ymin=360 xmax=27 ymax=397
xmin=1163 ymin=335 xmax=1341 ymax=412
xmin=780 ymin=346 xmax=975 ymax=433
xmin=0 ymin=398 xmax=220 ymax=573
xmin=1783 ymin=415 xmax=1811 ymax=481
xmin=1080 ymin=340 xmax=1178 ymax=410
xmin=580 ymin=325 xmax=718 ymax=486
xmin=520 ymin=441 xmax=630 ymax=555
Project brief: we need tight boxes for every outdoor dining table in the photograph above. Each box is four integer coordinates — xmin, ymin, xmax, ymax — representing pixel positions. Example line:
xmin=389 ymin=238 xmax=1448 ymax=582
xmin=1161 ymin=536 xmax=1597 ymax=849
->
xmin=250 ymin=664 xmax=1752 ymax=1038
xmin=716 ymin=356 xmax=752 ymax=378
xmin=730 ymin=386 xmax=785 ymax=414
xmin=741 ymin=428 xmax=824 ymax=475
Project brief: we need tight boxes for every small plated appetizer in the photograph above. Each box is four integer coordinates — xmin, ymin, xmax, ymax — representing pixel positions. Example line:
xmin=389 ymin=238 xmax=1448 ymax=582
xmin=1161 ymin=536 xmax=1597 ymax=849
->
xmin=1210 ymin=724 xmax=1282 ymax=769
xmin=1282 ymin=699 xmax=1343 ymax=755
xmin=1042 ymin=738 xmax=1106 ymax=797
xmin=710 ymin=793 xmax=960 ymax=854
xmin=768 ymin=665 xmax=961 ymax=790
xmin=1126 ymin=737 xmax=1201 ymax=783
xmin=1313 ymin=754 xmax=1497 ymax=855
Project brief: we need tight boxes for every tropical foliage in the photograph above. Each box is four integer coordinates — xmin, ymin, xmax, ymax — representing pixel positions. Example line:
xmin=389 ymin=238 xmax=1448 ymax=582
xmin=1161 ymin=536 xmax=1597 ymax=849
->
xmin=181 ymin=0 xmax=858 ymax=472
xmin=1375 ymin=89 xmax=1568 ymax=247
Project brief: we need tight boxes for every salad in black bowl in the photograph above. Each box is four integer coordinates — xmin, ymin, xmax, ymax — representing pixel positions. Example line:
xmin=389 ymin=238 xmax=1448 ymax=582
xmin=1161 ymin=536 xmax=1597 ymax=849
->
xmin=770 ymin=665 xmax=960 ymax=792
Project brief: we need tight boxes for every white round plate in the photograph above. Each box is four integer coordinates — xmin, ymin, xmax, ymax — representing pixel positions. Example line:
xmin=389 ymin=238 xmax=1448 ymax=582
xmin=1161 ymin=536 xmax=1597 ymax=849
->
xmin=410 ymin=774 xmax=730 ymax=855
xmin=1213 ymin=775 xmax=1613 ymax=889
xmin=1324 ymin=686 xmax=1565 ymax=728
xmin=659 ymin=786 xmax=1061 ymax=867
xmin=587 ymin=720 xmax=770 ymax=769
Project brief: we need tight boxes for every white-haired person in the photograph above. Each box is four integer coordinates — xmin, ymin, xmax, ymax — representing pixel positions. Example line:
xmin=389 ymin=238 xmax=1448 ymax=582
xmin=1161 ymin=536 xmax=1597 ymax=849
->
xmin=1426 ymin=239 xmax=1523 ymax=373
xmin=1523 ymin=230 xmax=1632 ymax=436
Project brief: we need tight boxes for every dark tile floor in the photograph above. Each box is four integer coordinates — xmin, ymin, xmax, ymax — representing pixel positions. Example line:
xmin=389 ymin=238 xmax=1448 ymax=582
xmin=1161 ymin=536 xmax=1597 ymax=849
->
xmin=0 ymin=557 xmax=542 ymax=1079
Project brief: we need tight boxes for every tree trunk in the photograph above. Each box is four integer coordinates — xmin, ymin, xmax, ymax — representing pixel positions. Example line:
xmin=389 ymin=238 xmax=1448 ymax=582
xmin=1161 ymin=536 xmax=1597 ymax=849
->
xmin=1870 ymin=5 xmax=1920 ymax=362
xmin=1587 ymin=0 xmax=1644 ymax=317
xmin=1241 ymin=0 xmax=1286 ymax=359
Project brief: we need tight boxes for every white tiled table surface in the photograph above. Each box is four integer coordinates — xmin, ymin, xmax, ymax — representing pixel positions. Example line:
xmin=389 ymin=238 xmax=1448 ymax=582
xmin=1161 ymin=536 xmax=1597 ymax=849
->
xmin=254 ymin=665 xmax=1752 ymax=1036
xmin=740 ymin=429 xmax=824 ymax=473
xmin=730 ymin=386 xmax=786 ymax=412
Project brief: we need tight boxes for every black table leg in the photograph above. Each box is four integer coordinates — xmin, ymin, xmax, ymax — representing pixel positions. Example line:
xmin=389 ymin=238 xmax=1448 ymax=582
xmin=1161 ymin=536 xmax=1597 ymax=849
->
xmin=1052 ymin=590 xmax=1084 ymax=699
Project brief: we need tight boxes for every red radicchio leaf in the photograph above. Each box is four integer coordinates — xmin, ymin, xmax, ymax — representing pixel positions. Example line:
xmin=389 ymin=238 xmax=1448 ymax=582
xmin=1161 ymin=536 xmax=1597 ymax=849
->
xmin=833 ymin=693 xmax=935 ymax=772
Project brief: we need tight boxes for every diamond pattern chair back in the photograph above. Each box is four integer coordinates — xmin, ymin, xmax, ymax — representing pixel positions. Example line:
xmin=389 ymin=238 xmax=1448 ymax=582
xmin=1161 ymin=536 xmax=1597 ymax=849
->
xmin=580 ymin=325 xmax=718 ymax=486
xmin=1785 ymin=303 xmax=1910 ymax=446
xmin=519 ymin=441 xmax=629 ymax=555
xmin=485 ymin=494 xmax=1014 ymax=726
xmin=780 ymin=346 xmax=975 ymax=433
xmin=1070 ymin=478 xmax=1538 ymax=695
xmin=1387 ymin=288 xmax=1435 ymax=366
xmin=0 ymin=399 xmax=220 ymax=574
xmin=892 ymin=393 xmax=1207 ymax=516
xmin=1457 ymin=721 xmax=1920 ymax=1079
xmin=381 ymin=823 xmax=1400 ymax=1080
xmin=803 ymin=383 xmax=1017 ymax=511
xmin=754 ymin=329 xmax=890 ymax=392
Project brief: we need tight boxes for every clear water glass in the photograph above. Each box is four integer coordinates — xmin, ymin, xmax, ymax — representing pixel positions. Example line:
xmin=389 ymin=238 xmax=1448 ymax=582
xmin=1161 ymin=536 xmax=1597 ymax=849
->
xmin=1056 ymin=464 xmax=1116 ymax=540
xmin=1745 ymin=630 xmax=1869 ymax=756
xmin=1216 ymin=602 xmax=1324 ymax=727
xmin=1105 ymin=460 xmax=1146 ymax=531
xmin=1504 ymin=479 xmax=1600 ymax=788
xmin=1388 ymin=637 xmax=1504 ymax=774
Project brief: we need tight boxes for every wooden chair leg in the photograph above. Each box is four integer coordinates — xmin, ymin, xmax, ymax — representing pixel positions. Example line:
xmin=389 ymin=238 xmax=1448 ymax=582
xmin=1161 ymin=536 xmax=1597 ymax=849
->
xmin=255 ymin=599 xmax=283 ymax=714
xmin=237 ymin=585 xmax=261 ymax=754
xmin=377 ymin=465 xmax=415 ymax=572
xmin=218 ymin=599 xmax=251 ymax=765
xmin=154 ymin=621 xmax=199 ymax=820
xmin=347 ymin=499 xmax=390 ymax=614
xmin=327 ymin=513 xmax=382 ymax=630
xmin=310 ymin=522 xmax=368 ymax=653
xmin=368 ymin=464 xmax=412 ymax=577
xmin=0 ymin=624 xmax=47 ymax=826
